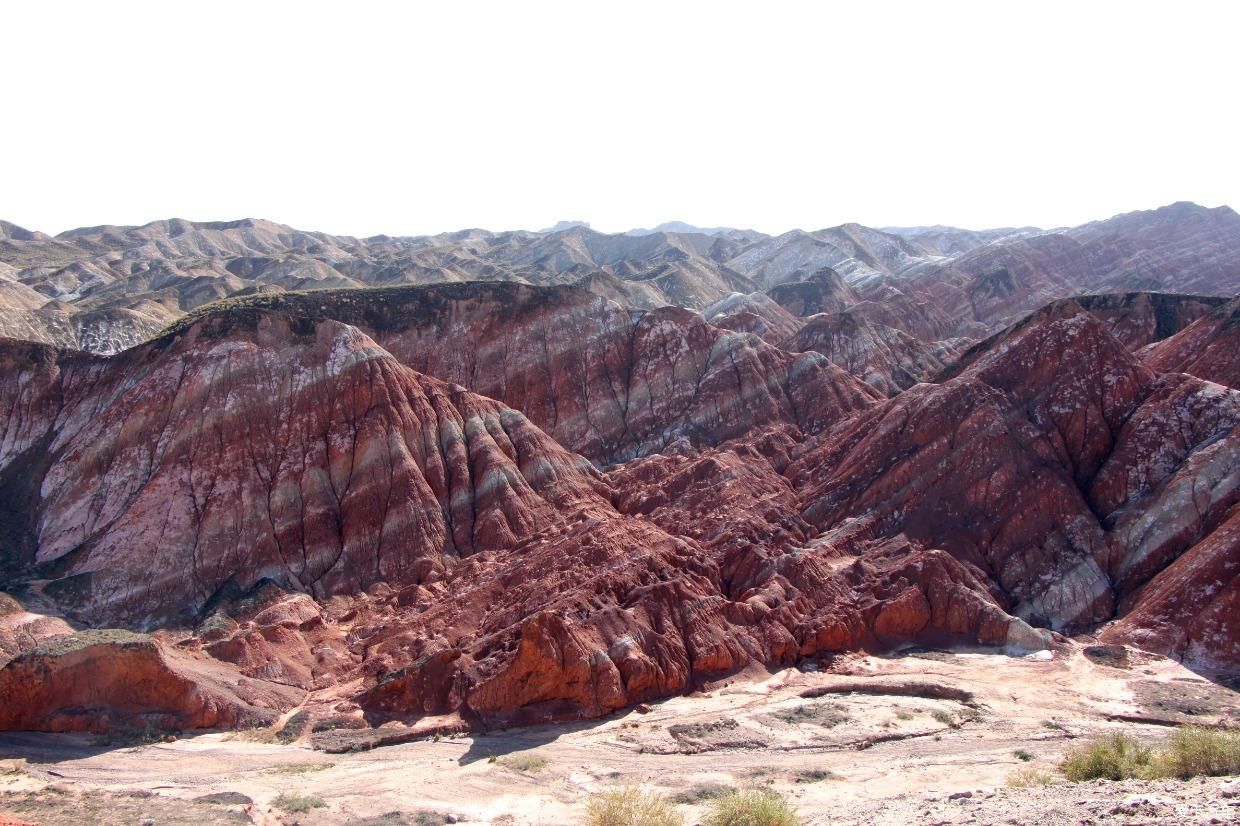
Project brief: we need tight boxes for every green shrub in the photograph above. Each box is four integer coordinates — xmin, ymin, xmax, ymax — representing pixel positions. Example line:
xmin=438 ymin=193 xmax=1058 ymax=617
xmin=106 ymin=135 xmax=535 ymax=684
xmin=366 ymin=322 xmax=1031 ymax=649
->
xmin=1059 ymin=727 xmax=1240 ymax=782
xmin=1151 ymin=726 xmax=1240 ymax=779
xmin=1059 ymin=733 xmax=1152 ymax=781
xmin=585 ymin=785 xmax=683 ymax=826
xmin=1013 ymin=749 xmax=1034 ymax=762
xmin=272 ymin=793 xmax=326 ymax=813
xmin=702 ymin=788 xmax=798 ymax=826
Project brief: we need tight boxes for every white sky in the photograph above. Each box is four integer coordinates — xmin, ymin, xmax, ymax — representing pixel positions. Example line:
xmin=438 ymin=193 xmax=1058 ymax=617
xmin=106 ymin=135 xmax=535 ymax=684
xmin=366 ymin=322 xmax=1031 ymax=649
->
xmin=3 ymin=1 xmax=1238 ymax=237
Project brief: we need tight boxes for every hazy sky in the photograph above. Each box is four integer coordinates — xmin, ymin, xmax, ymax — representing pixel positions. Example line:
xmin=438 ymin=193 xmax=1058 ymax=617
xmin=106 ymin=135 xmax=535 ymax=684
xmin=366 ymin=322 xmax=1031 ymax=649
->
xmin=4 ymin=1 xmax=1237 ymax=236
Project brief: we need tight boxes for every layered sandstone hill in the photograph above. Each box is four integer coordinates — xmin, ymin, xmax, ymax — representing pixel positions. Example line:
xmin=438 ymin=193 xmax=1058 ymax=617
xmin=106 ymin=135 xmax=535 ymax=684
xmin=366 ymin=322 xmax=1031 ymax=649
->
xmin=0 ymin=314 xmax=613 ymax=627
xmin=781 ymin=312 xmax=950 ymax=396
xmin=0 ymin=285 xmax=1236 ymax=734
xmin=790 ymin=301 xmax=1240 ymax=635
xmin=159 ymin=283 xmax=881 ymax=465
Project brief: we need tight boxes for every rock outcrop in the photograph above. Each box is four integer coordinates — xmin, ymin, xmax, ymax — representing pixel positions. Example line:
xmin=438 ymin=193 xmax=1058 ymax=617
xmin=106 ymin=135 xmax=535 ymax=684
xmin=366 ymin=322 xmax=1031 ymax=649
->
xmin=1071 ymin=292 xmax=1228 ymax=351
xmin=0 ymin=629 xmax=302 ymax=733
xmin=765 ymin=268 xmax=861 ymax=317
xmin=1100 ymin=503 xmax=1240 ymax=673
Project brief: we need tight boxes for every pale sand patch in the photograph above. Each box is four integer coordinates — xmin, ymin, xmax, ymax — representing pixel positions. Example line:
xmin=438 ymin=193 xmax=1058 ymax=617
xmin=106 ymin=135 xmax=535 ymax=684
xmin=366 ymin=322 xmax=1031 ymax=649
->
xmin=0 ymin=643 xmax=1235 ymax=825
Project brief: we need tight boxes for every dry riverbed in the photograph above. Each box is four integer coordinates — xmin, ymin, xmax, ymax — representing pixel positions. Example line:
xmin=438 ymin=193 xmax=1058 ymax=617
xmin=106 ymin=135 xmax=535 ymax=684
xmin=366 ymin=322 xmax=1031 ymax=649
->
xmin=1 ymin=644 xmax=1236 ymax=825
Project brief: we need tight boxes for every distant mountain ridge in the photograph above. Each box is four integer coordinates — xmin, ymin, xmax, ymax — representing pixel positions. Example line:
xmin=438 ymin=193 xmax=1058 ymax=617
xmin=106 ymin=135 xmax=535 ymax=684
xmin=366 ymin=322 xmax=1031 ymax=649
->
xmin=626 ymin=221 xmax=739 ymax=236
xmin=0 ymin=202 xmax=1237 ymax=356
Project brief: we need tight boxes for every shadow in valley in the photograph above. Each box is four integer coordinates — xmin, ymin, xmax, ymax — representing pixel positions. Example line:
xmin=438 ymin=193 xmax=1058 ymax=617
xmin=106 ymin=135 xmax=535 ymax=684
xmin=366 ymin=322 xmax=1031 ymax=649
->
xmin=456 ymin=715 xmax=617 ymax=766
xmin=0 ymin=728 xmax=223 ymax=765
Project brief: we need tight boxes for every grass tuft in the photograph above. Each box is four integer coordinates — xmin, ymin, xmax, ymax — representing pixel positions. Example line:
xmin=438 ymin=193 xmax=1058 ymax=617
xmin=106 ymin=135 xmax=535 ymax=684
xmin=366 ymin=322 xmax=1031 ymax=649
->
xmin=769 ymin=702 xmax=849 ymax=728
xmin=1060 ymin=732 xmax=1152 ymax=781
xmin=585 ymin=785 xmax=684 ymax=826
xmin=793 ymin=768 xmax=839 ymax=783
xmin=496 ymin=752 xmax=548 ymax=773
xmin=702 ymin=787 xmax=798 ymax=826
xmin=272 ymin=762 xmax=332 ymax=774
xmin=1006 ymin=766 xmax=1055 ymax=787
xmin=671 ymin=783 xmax=730 ymax=804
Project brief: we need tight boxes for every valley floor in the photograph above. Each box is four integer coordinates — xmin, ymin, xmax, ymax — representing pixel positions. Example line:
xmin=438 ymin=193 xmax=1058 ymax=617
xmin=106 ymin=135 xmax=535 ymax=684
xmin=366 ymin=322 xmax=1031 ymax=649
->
xmin=0 ymin=645 xmax=1236 ymax=825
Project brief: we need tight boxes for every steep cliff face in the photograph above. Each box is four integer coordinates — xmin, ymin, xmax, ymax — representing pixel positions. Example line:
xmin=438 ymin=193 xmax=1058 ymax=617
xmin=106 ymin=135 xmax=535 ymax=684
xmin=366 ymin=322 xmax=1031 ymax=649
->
xmin=1071 ymin=292 xmax=1228 ymax=351
xmin=1142 ymin=297 xmax=1240 ymax=389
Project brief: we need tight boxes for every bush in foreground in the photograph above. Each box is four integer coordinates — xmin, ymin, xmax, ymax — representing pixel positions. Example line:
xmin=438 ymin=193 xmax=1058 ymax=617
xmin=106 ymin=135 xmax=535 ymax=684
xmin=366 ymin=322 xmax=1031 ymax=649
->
xmin=1059 ymin=726 xmax=1240 ymax=782
xmin=1152 ymin=726 xmax=1240 ymax=779
xmin=703 ymin=788 xmax=798 ymax=826
xmin=1059 ymin=733 xmax=1152 ymax=781
xmin=585 ymin=786 xmax=683 ymax=826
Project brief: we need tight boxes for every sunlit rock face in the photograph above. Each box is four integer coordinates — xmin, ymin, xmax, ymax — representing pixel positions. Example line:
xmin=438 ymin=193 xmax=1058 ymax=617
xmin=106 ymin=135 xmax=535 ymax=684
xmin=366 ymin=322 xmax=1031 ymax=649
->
xmin=0 ymin=274 xmax=1237 ymax=732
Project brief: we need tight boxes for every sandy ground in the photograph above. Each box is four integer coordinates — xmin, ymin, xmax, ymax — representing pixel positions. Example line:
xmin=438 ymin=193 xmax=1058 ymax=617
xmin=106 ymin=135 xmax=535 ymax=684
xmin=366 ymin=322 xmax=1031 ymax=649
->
xmin=0 ymin=645 xmax=1236 ymax=825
